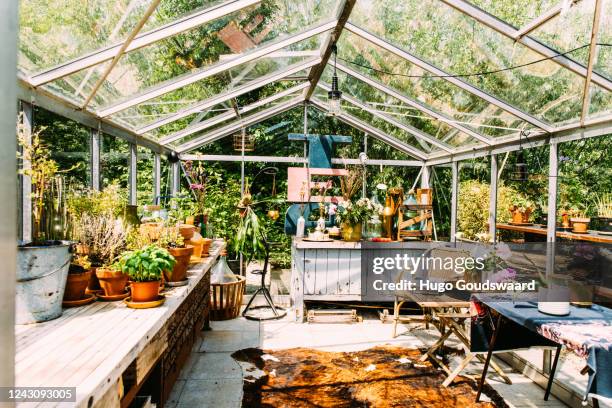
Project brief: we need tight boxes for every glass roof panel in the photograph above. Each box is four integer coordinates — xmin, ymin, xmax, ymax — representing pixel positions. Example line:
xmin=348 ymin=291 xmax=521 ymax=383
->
xmin=588 ymin=83 xmax=612 ymax=119
xmin=596 ymin=0 xmax=612 ymax=79
xmin=349 ymin=0 xmax=594 ymax=125
xmin=145 ymin=79 xmax=305 ymax=139
xmin=172 ymin=90 xmax=303 ymax=149
xmin=45 ymin=19 xmax=326 ymax=111
xmin=468 ymin=0 xmax=560 ymax=28
xmin=320 ymin=65 xmax=482 ymax=148
xmin=311 ymin=90 xmax=435 ymax=153
xmin=336 ymin=30 xmax=534 ymax=137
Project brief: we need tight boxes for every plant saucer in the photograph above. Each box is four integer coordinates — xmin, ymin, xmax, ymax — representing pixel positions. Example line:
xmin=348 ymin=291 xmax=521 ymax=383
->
xmin=165 ymin=279 xmax=189 ymax=287
xmin=62 ymin=293 xmax=96 ymax=308
xmin=98 ymin=290 xmax=130 ymax=301
xmin=85 ymin=288 xmax=104 ymax=295
xmin=124 ymin=295 xmax=166 ymax=309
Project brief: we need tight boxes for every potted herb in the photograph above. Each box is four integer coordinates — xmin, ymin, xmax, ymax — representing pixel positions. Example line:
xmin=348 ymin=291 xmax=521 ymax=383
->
xmin=508 ymin=197 xmax=533 ymax=224
xmin=73 ymin=212 xmax=130 ymax=296
xmin=158 ymin=226 xmax=194 ymax=284
xmin=16 ymin=122 xmax=74 ymax=324
xmin=592 ymin=193 xmax=612 ymax=233
xmin=570 ymin=208 xmax=591 ymax=234
xmin=336 ymin=198 xmax=382 ymax=242
xmin=118 ymin=245 xmax=175 ymax=303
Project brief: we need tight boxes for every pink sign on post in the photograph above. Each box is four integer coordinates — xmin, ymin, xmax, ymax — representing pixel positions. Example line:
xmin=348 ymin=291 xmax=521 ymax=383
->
xmin=287 ymin=167 xmax=349 ymax=203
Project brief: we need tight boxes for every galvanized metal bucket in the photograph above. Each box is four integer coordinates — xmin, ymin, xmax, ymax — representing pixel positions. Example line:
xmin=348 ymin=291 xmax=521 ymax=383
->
xmin=16 ymin=241 xmax=71 ymax=324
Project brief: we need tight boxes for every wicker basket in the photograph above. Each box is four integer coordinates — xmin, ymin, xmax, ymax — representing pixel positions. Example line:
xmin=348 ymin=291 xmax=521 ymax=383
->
xmin=210 ymin=275 xmax=246 ymax=320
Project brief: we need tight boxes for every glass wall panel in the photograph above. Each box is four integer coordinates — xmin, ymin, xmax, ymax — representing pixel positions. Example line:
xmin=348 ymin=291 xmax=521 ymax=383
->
xmin=101 ymin=134 xmax=129 ymax=188
xmin=137 ymin=146 xmax=154 ymax=204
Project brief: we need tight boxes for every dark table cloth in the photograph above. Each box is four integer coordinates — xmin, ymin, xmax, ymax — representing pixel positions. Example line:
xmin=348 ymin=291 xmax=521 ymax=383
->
xmin=470 ymin=300 xmax=612 ymax=400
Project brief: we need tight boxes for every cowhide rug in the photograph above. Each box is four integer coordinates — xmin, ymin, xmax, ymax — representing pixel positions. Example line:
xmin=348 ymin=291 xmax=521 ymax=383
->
xmin=232 ymin=346 xmax=508 ymax=407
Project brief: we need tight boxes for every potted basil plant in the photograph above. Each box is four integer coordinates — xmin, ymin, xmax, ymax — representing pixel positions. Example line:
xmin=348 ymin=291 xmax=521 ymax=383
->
xmin=118 ymin=245 xmax=175 ymax=303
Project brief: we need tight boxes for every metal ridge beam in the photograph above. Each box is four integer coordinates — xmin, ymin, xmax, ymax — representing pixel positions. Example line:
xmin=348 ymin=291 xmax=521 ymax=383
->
xmin=139 ymin=58 xmax=320 ymax=134
xmin=426 ymin=117 xmax=612 ymax=165
xmin=97 ymin=20 xmax=336 ymax=117
xmin=439 ymin=0 xmax=612 ymax=92
xmin=344 ymin=23 xmax=554 ymax=132
xmin=177 ymin=96 xmax=304 ymax=152
xmin=28 ymin=0 xmax=263 ymax=86
xmin=160 ymin=82 xmax=310 ymax=145
xmin=304 ymin=0 xmax=357 ymax=100
xmin=309 ymin=97 xmax=426 ymax=160
xmin=336 ymin=62 xmax=493 ymax=145
xmin=513 ymin=1 xmax=580 ymax=40
xmin=318 ymin=82 xmax=455 ymax=152
xmin=17 ymin=79 xmax=174 ymax=155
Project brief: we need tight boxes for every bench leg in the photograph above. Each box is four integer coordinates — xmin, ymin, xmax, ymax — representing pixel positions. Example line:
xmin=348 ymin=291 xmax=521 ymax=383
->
xmin=544 ymin=345 xmax=562 ymax=401
xmin=443 ymin=353 xmax=475 ymax=387
xmin=476 ymin=313 xmax=503 ymax=402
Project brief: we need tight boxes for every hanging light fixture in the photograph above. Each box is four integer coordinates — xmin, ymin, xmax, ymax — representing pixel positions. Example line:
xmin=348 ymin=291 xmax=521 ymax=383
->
xmin=328 ymin=44 xmax=342 ymax=116
xmin=512 ymin=130 xmax=529 ymax=182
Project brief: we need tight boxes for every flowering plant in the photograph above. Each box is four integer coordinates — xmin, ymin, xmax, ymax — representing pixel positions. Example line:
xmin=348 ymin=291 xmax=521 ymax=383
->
xmin=184 ymin=161 xmax=207 ymax=216
xmin=336 ymin=198 xmax=382 ymax=226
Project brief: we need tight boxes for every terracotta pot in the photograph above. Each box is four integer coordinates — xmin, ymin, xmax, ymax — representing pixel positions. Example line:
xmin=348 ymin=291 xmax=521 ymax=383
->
xmin=131 ymin=281 xmax=160 ymax=302
xmin=341 ymin=223 xmax=362 ymax=242
xmin=96 ymin=268 xmax=128 ymax=296
xmin=571 ymin=217 xmax=590 ymax=233
xmin=165 ymin=245 xmax=194 ymax=282
xmin=64 ymin=269 xmax=92 ymax=301
xmin=88 ymin=266 xmax=102 ymax=291
xmin=179 ymin=224 xmax=196 ymax=240
xmin=186 ymin=236 xmax=204 ymax=259
xmin=201 ymin=238 xmax=213 ymax=257
xmin=561 ymin=213 xmax=571 ymax=228
xmin=509 ymin=206 xmax=532 ymax=223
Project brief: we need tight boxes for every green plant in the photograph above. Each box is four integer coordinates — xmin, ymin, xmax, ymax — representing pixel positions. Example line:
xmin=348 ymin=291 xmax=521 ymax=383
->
xmin=17 ymin=118 xmax=77 ymax=241
xmin=167 ymin=194 xmax=195 ymax=224
xmin=67 ymin=184 xmax=128 ymax=221
xmin=235 ymin=205 xmax=266 ymax=262
xmin=336 ymin=197 xmax=382 ymax=226
xmin=457 ymin=180 xmax=526 ymax=240
xmin=158 ymin=226 xmax=185 ymax=248
xmin=118 ymin=245 xmax=176 ymax=282
xmin=184 ymin=160 xmax=207 ymax=216
xmin=74 ymin=212 xmax=130 ymax=267
xmin=593 ymin=193 xmax=612 ymax=218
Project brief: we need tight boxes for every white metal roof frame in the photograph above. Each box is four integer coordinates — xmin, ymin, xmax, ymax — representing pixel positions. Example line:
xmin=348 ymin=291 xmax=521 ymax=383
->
xmin=17 ymin=0 xmax=611 ymax=159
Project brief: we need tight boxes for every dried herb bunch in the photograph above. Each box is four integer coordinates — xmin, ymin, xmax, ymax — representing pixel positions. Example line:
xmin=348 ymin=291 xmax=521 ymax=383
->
xmin=74 ymin=212 xmax=130 ymax=267
xmin=340 ymin=167 xmax=363 ymax=201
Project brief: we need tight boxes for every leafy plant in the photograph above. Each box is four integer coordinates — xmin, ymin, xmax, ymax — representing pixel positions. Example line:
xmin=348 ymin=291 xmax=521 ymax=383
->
xmin=66 ymin=184 xmax=128 ymax=221
xmin=235 ymin=205 xmax=266 ymax=263
xmin=336 ymin=198 xmax=382 ymax=226
xmin=167 ymin=194 xmax=195 ymax=224
xmin=157 ymin=226 xmax=185 ymax=248
xmin=593 ymin=193 xmax=612 ymax=218
xmin=118 ymin=245 xmax=176 ymax=283
xmin=183 ymin=160 xmax=207 ymax=217
xmin=17 ymin=117 xmax=78 ymax=241
xmin=74 ymin=213 xmax=130 ymax=267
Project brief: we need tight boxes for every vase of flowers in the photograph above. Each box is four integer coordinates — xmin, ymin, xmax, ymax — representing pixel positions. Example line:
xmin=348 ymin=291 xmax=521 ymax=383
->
xmin=337 ymin=198 xmax=382 ymax=242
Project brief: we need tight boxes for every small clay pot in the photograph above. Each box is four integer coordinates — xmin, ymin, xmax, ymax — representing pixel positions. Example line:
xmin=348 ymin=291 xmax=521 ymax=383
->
xmin=64 ymin=269 xmax=92 ymax=301
xmin=88 ymin=266 xmax=102 ymax=291
xmin=201 ymin=238 xmax=213 ymax=257
xmin=96 ymin=267 xmax=129 ymax=296
xmin=571 ymin=218 xmax=590 ymax=233
xmin=179 ymin=224 xmax=196 ymax=240
xmin=165 ymin=245 xmax=194 ymax=282
xmin=186 ymin=236 xmax=203 ymax=259
xmin=131 ymin=281 xmax=160 ymax=302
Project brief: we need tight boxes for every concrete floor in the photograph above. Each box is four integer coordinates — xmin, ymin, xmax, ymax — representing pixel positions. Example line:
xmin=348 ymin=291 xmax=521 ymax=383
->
xmin=165 ymin=310 xmax=576 ymax=408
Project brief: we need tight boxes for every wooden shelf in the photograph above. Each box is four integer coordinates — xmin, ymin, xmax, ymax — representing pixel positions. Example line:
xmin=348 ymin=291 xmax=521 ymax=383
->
xmin=404 ymin=204 xmax=433 ymax=210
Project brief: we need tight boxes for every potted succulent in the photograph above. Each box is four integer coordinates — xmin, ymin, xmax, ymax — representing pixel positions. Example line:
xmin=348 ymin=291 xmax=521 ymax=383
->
xmin=118 ymin=245 xmax=175 ymax=302
xmin=158 ymin=226 xmax=194 ymax=284
xmin=63 ymin=255 xmax=92 ymax=303
xmin=336 ymin=198 xmax=382 ymax=242
xmin=508 ymin=197 xmax=533 ymax=224
xmin=16 ymin=122 xmax=74 ymax=324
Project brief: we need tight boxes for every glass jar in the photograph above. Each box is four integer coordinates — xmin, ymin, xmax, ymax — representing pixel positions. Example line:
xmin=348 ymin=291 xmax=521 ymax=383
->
xmin=365 ymin=215 xmax=383 ymax=239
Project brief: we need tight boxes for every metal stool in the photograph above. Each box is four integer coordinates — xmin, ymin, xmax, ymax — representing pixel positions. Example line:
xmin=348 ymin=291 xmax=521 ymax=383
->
xmin=242 ymin=243 xmax=286 ymax=321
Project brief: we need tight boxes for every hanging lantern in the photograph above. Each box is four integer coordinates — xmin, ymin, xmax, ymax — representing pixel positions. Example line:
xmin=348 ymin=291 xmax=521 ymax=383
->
xmin=512 ymin=149 xmax=528 ymax=182
xmin=328 ymin=44 xmax=342 ymax=116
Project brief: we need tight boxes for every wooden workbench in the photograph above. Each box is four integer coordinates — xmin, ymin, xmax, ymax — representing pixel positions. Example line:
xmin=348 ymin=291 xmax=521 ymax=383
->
xmin=496 ymin=223 xmax=612 ymax=244
xmin=15 ymin=240 xmax=224 ymax=408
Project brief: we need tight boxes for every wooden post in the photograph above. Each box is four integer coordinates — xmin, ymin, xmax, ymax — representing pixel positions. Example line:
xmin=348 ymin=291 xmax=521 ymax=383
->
xmin=90 ymin=127 xmax=101 ymax=191
xmin=153 ymin=153 xmax=161 ymax=204
xmin=128 ymin=143 xmax=137 ymax=205
xmin=1 ymin=0 xmax=18 ymax=391
xmin=488 ymin=155 xmax=498 ymax=242
xmin=303 ymin=102 xmax=308 ymax=168
xmin=450 ymin=161 xmax=459 ymax=242
xmin=18 ymin=101 xmax=33 ymax=243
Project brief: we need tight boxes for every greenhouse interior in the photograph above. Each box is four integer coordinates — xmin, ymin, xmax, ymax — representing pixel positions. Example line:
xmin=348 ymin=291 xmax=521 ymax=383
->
xmin=1 ymin=0 xmax=611 ymax=406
